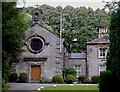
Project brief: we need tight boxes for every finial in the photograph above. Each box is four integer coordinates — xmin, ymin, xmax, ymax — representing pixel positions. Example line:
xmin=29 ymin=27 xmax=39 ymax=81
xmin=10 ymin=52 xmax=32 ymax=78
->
xmin=35 ymin=3 xmax=39 ymax=8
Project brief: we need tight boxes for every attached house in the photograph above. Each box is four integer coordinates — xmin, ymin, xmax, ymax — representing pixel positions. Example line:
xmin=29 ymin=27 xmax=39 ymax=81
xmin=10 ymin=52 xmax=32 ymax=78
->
xmin=86 ymin=29 xmax=109 ymax=78
xmin=66 ymin=28 xmax=109 ymax=78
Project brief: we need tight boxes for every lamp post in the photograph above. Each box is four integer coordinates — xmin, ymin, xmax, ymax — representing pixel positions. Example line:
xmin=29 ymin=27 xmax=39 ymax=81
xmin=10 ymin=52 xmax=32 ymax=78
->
xmin=60 ymin=12 xmax=70 ymax=78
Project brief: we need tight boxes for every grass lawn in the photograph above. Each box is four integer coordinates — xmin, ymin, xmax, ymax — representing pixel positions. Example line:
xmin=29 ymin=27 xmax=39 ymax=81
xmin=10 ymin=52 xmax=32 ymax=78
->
xmin=40 ymin=85 xmax=99 ymax=92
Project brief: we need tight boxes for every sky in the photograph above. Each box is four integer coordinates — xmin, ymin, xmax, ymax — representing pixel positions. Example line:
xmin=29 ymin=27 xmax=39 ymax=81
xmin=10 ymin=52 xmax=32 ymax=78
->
xmin=17 ymin=0 xmax=118 ymax=10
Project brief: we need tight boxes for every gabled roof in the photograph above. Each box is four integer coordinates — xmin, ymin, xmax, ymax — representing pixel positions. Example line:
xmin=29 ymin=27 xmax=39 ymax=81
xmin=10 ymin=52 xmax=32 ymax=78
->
xmin=86 ymin=35 xmax=109 ymax=45
xmin=31 ymin=8 xmax=43 ymax=14
xmin=69 ymin=53 xmax=86 ymax=59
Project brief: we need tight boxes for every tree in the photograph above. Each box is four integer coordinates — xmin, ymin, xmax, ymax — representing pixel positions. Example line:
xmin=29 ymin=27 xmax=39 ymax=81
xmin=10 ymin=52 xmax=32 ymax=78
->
xmin=107 ymin=1 xmax=120 ymax=80
xmin=25 ymin=5 xmax=110 ymax=53
xmin=2 ymin=2 xmax=28 ymax=82
xmin=99 ymin=1 xmax=120 ymax=92
xmin=63 ymin=67 xmax=76 ymax=77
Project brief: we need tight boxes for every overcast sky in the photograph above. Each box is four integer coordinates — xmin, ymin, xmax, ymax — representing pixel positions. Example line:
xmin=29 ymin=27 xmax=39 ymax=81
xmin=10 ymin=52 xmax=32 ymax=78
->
xmin=17 ymin=0 xmax=117 ymax=10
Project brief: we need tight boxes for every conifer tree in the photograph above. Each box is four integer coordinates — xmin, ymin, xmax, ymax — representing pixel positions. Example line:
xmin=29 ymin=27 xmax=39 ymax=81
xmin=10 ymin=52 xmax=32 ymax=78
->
xmin=107 ymin=1 xmax=120 ymax=79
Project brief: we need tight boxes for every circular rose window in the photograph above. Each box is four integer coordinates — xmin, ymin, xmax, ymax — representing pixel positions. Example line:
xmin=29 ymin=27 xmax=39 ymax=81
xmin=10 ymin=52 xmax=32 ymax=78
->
xmin=29 ymin=37 xmax=44 ymax=53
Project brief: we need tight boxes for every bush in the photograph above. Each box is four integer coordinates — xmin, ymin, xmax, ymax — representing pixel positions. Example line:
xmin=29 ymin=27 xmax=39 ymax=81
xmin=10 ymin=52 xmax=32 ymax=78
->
xmin=63 ymin=67 xmax=76 ymax=77
xmin=18 ymin=72 xmax=28 ymax=83
xmin=83 ymin=78 xmax=91 ymax=84
xmin=78 ymin=76 xmax=88 ymax=83
xmin=9 ymin=73 xmax=18 ymax=82
xmin=91 ymin=76 xmax=100 ymax=84
xmin=52 ymin=75 xmax=64 ymax=84
xmin=65 ymin=74 xmax=76 ymax=84
xmin=99 ymin=71 xmax=113 ymax=92
xmin=40 ymin=77 xmax=52 ymax=83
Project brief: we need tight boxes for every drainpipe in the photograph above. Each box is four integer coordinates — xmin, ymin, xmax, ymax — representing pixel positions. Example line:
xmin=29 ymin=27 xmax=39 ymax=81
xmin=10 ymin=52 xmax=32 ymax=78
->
xmin=86 ymin=43 xmax=89 ymax=77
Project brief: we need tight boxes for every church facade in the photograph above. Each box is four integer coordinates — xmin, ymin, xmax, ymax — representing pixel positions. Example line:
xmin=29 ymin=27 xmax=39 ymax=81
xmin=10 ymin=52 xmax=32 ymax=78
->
xmin=11 ymin=8 xmax=64 ymax=82
xmin=10 ymin=7 xmax=109 ymax=82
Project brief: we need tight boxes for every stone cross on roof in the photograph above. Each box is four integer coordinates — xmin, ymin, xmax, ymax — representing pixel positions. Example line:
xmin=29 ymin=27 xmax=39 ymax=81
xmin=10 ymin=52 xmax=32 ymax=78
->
xmin=35 ymin=4 xmax=39 ymax=8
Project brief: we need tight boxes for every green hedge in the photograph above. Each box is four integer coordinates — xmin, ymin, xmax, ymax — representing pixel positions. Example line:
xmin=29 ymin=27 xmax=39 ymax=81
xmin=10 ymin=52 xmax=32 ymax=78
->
xmin=65 ymin=74 xmax=76 ymax=84
xmin=99 ymin=71 xmax=113 ymax=92
xmin=91 ymin=76 xmax=100 ymax=84
xmin=40 ymin=77 xmax=52 ymax=83
xmin=9 ymin=73 xmax=18 ymax=82
xmin=78 ymin=76 xmax=88 ymax=83
xmin=52 ymin=75 xmax=64 ymax=84
xmin=82 ymin=77 xmax=91 ymax=84
xmin=19 ymin=72 xmax=28 ymax=83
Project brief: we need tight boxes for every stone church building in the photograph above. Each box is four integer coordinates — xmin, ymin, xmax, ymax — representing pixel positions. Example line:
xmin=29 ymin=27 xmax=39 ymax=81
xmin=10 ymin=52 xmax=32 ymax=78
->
xmin=10 ymin=7 xmax=109 ymax=82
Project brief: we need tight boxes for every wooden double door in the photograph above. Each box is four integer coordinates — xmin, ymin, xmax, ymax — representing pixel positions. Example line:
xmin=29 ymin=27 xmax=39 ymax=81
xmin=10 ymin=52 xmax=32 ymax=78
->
xmin=31 ymin=65 xmax=41 ymax=81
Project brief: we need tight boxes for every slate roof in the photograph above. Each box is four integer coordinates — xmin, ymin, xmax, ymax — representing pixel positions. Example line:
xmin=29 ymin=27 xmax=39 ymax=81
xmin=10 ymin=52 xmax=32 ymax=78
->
xmin=86 ymin=35 xmax=109 ymax=45
xmin=69 ymin=53 xmax=86 ymax=59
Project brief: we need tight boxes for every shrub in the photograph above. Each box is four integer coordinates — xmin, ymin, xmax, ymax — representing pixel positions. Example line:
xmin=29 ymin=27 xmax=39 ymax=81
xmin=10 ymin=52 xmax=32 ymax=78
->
xmin=99 ymin=71 xmax=113 ymax=92
xmin=9 ymin=73 xmax=18 ymax=82
xmin=91 ymin=76 xmax=100 ymax=84
xmin=52 ymin=75 xmax=64 ymax=84
xmin=78 ymin=76 xmax=88 ymax=83
xmin=63 ymin=67 xmax=76 ymax=77
xmin=65 ymin=74 xmax=76 ymax=84
xmin=19 ymin=72 xmax=28 ymax=83
xmin=40 ymin=77 xmax=52 ymax=83
xmin=83 ymin=77 xmax=91 ymax=84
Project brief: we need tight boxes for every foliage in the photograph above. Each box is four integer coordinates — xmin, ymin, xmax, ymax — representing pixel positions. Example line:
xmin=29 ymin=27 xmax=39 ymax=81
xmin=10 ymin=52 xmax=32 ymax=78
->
xmin=104 ymin=1 xmax=120 ymax=91
xmin=65 ymin=74 xmax=76 ymax=84
xmin=52 ymin=75 xmax=64 ymax=84
xmin=99 ymin=71 xmax=113 ymax=92
xmin=25 ymin=5 xmax=110 ymax=53
xmin=63 ymin=67 xmax=76 ymax=77
xmin=78 ymin=75 xmax=88 ymax=83
xmin=2 ymin=51 xmax=10 ymax=83
xmin=2 ymin=85 xmax=11 ymax=91
xmin=107 ymin=1 xmax=120 ymax=77
xmin=18 ymin=72 xmax=28 ymax=83
xmin=9 ymin=73 xmax=18 ymax=82
xmin=91 ymin=76 xmax=100 ymax=84
xmin=103 ymin=0 xmax=118 ymax=11
xmin=2 ymin=2 xmax=29 ymax=82
xmin=2 ymin=9 xmax=29 ymax=60
xmin=40 ymin=77 xmax=52 ymax=83
xmin=82 ymin=78 xmax=91 ymax=84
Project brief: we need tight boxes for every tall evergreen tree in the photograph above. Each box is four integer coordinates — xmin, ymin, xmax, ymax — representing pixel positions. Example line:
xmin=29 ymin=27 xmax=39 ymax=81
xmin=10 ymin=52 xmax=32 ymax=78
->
xmin=107 ymin=1 xmax=120 ymax=78
xmin=99 ymin=2 xmax=120 ymax=92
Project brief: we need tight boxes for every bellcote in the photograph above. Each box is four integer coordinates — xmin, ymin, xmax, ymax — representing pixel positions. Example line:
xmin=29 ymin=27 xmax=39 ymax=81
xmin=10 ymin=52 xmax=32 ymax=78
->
xmin=31 ymin=7 xmax=43 ymax=25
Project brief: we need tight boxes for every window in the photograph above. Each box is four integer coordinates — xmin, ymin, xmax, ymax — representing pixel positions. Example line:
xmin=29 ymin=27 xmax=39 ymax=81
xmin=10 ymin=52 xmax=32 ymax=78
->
xmin=28 ymin=37 xmax=44 ymax=53
xmin=30 ymin=39 xmax=43 ymax=51
xmin=98 ymin=48 xmax=107 ymax=58
xmin=74 ymin=65 xmax=81 ymax=77
xmin=99 ymin=65 xmax=106 ymax=75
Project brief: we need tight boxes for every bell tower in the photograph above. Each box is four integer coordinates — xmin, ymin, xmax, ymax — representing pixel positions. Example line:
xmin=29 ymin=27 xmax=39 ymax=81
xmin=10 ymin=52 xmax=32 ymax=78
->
xmin=31 ymin=5 xmax=43 ymax=25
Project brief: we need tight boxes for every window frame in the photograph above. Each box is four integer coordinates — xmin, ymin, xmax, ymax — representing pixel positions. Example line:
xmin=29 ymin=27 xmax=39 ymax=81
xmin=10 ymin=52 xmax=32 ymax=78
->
xmin=28 ymin=36 xmax=45 ymax=54
xmin=98 ymin=48 xmax=107 ymax=59
xmin=74 ymin=65 xmax=81 ymax=77
xmin=99 ymin=65 xmax=106 ymax=75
